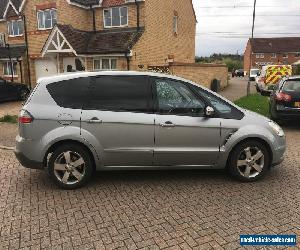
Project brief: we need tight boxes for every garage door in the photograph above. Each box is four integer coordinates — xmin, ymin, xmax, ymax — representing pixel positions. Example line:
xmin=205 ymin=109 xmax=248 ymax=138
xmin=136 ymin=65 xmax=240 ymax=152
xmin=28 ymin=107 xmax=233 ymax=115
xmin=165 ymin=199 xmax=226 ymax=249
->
xmin=35 ymin=58 xmax=57 ymax=81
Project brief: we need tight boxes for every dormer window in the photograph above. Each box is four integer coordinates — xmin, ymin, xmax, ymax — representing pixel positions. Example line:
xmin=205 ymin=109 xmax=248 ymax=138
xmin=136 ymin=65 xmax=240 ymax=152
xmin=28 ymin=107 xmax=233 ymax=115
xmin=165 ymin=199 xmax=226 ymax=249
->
xmin=37 ymin=9 xmax=57 ymax=30
xmin=104 ymin=7 xmax=128 ymax=28
xmin=8 ymin=19 xmax=24 ymax=37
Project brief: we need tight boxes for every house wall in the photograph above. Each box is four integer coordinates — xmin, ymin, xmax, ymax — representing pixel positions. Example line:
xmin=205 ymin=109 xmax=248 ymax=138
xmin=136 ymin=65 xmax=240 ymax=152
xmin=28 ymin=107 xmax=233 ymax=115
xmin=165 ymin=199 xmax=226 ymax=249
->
xmin=131 ymin=0 xmax=196 ymax=70
xmin=169 ymin=63 xmax=228 ymax=89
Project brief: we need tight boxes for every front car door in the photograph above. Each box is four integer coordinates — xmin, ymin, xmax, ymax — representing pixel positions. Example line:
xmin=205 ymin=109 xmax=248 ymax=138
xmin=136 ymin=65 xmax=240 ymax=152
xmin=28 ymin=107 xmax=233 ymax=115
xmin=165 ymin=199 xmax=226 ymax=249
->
xmin=81 ymin=75 xmax=154 ymax=167
xmin=152 ymin=77 xmax=222 ymax=167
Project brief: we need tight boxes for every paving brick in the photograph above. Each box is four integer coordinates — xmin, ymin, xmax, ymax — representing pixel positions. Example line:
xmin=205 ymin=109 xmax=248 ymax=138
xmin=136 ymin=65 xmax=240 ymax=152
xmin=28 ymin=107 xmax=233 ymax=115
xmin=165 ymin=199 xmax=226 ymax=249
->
xmin=0 ymin=122 xmax=299 ymax=250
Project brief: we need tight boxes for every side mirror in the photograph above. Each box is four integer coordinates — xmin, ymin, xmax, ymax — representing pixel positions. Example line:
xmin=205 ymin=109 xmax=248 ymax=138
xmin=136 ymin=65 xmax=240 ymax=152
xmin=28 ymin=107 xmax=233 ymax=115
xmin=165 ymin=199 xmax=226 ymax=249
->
xmin=205 ymin=106 xmax=215 ymax=117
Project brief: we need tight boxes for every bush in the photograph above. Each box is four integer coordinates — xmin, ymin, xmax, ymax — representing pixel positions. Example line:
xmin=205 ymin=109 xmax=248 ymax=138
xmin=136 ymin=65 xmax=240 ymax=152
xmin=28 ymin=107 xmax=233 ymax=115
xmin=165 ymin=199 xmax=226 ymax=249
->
xmin=0 ymin=115 xmax=18 ymax=123
xmin=223 ymin=58 xmax=243 ymax=72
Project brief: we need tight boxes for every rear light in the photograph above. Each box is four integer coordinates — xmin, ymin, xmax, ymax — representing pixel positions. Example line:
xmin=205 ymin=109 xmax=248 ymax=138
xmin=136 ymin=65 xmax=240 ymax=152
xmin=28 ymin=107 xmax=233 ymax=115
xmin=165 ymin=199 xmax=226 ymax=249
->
xmin=275 ymin=92 xmax=292 ymax=102
xmin=19 ymin=110 xmax=34 ymax=124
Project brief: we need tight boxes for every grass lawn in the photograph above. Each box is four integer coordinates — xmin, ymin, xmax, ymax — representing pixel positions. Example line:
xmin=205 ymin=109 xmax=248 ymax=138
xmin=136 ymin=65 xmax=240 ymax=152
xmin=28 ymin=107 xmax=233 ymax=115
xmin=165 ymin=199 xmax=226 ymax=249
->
xmin=0 ymin=115 xmax=18 ymax=124
xmin=234 ymin=94 xmax=270 ymax=117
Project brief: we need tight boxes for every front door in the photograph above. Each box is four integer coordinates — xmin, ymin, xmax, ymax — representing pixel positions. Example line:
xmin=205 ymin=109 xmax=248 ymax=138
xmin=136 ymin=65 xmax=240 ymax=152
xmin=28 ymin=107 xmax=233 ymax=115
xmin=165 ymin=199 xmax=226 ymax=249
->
xmin=81 ymin=75 xmax=154 ymax=167
xmin=152 ymin=77 xmax=221 ymax=167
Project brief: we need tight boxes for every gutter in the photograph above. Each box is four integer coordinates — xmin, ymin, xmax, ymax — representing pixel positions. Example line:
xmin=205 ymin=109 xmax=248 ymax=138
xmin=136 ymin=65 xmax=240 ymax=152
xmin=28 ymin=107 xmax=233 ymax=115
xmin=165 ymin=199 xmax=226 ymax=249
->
xmin=22 ymin=15 xmax=31 ymax=89
xmin=134 ymin=0 xmax=140 ymax=31
xmin=125 ymin=51 xmax=130 ymax=70
xmin=91 ymin=5 xmax=96 ymax=32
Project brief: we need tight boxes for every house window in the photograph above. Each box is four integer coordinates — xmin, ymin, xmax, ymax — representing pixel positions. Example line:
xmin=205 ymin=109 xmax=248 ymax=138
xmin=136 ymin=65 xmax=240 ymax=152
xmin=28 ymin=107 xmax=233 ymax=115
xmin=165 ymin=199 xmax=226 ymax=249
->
xmin=104 ymin=7 xmax=128 ymax=28
xmin=283 ymin=53 xmax=288 ymax=58
xmin=173 ymin=16 xmax=178 ymax=34
xmin=255 ymin=53 xmax=264 ymax=58
xmin=8 ymin=19 xmax=24 ymax=37
xmin=3 ymin=61 xmax=17 ymax=76
xmin=295 ymin=53 xmax=300 ymax=58
xmin=271 ymin=53 xmax=276 ymax=58
xmin=37 ymin=9 xmax=57 ymax=30
xmin=94 ymin=58 xmax=117 ymax=70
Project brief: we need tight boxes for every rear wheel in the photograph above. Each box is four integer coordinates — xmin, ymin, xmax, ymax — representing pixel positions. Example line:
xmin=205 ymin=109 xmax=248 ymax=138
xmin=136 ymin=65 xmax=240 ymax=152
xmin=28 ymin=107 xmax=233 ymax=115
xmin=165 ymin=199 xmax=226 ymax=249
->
xmin=20 ymin=88 xmax=29 ymax=101
xmin=48 ymin=143 xmax=94 ymax=189
xmin=228 ymin=140 xmax=270 ymax=182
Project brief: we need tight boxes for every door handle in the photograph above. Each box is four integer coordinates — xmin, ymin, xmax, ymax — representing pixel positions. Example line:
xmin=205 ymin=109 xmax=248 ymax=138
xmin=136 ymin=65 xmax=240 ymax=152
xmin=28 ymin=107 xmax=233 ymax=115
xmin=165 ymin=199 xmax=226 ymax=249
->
xmin=159 ymin=121 xmax=175 ymax=127
xmin=87 ymin=117 xmax=102 ymax=124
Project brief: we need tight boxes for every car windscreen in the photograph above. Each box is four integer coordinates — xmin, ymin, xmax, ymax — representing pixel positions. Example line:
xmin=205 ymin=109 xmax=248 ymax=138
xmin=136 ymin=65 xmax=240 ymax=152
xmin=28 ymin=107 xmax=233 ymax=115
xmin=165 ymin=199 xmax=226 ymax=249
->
xmin=283 ymin=80 xmax=300 ymax=92
xmin=251 ymin=70 xmax=259 ymax=75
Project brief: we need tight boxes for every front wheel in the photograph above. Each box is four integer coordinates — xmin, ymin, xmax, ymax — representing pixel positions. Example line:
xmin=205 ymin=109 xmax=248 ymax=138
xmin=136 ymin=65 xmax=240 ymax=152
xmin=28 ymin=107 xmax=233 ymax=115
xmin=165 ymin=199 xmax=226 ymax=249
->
xmin=228 ymin=140 xmax=270 ymax=182
xmin=48 ymin=143 xmax=94 ymax=189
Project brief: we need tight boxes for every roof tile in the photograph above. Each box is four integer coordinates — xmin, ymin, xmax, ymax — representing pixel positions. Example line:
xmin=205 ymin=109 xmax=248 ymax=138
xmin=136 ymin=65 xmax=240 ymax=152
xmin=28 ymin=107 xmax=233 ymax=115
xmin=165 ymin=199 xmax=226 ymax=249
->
xmin=251 ymin=37 xmax=300 ymax=53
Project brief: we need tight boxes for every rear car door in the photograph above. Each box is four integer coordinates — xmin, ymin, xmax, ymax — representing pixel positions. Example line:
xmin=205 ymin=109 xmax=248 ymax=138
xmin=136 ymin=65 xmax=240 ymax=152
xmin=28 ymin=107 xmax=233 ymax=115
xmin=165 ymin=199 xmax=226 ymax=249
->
xmin=152 ymin=77 xmax=222 ymax=167
xmin=81 ymin=75 xmax=154 ymax=167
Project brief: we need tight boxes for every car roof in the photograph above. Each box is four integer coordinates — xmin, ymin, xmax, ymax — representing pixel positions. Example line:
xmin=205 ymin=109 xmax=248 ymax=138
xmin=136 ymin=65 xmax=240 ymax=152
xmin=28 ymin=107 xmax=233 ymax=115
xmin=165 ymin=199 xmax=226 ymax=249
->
xmin=37 ymin=71 xmax=191 ymax=85
xmin=287 ymin=75 xmax=300 ymax=80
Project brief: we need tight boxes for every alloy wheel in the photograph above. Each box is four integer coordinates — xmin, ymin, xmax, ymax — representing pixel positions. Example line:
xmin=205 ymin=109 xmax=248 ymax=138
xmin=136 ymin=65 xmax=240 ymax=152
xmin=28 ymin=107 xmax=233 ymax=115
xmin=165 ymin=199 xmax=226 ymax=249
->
xmin=236 ymin=146 xmax=265 ymax=179
xmin=53 ymin=151 xmax=86 ymax=185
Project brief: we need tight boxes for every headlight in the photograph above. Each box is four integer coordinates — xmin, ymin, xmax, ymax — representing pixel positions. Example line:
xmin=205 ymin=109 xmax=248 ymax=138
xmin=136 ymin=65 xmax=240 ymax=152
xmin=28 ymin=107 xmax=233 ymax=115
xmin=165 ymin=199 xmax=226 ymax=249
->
xmin=269 ymin=121 xmax=284 ymax=137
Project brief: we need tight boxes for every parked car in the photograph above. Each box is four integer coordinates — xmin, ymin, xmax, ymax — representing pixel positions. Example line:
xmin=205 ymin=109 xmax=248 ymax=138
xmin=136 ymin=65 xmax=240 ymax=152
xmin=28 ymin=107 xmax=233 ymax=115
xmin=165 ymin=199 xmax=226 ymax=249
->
xmin=235 ymin=69 xmax=245 ymax=77
xmin=0 ymin=77 xmax=30 ymax=102
xmin=249 ymin=69 xmax=260 ymax=81
xmin=270 ymin=76 xmax=300 ymax=122
xmin=15 ymin=71 xmax=286 ymax=189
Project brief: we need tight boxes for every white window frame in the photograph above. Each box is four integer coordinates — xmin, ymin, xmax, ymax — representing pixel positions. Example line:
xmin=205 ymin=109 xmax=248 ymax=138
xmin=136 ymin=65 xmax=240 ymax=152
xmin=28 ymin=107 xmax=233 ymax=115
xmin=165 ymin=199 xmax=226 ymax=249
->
xmin=3 ymin=61 xmax=18 ymax=77
xmin=7 ymin=19 xmax=24 ymax=37
xmin=295 ymin=53 xmax=300 ymax=58
xmin=93 ymin=58 xmax=117 ymax=70
xmin=271 ymin=53 xmax=276 ymax=58
xmin=103 ymin=7 xmax=128 ymax=28
xmin=37 ymin=8 xmax=57 ymax=30
xmin=283 ymin=53 xmax=288 ymax=59
xmin=173 ymin=16 xmax=178 ymax=34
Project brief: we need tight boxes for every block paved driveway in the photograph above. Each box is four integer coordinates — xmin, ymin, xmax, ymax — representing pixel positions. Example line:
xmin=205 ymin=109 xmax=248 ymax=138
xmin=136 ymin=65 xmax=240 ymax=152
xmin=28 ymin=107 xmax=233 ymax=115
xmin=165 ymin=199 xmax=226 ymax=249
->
xmin=0 ymin=125 xmax=299 ymax=250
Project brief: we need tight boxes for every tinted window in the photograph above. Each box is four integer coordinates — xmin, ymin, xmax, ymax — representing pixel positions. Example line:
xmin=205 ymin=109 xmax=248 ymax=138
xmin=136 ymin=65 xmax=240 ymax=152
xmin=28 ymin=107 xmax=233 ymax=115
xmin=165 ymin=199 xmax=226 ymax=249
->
xmin=46 ymin=77 xmax=90 ymax=109
xmin=155 ymin=78 xmax=205 ymax=116
xmin=283 ymin=80 xmax=300 ymax=92
xmin=191 ymin=85 xmax=244 ymax=120
xmin=87 ymin=76 xmax=151 ymax=113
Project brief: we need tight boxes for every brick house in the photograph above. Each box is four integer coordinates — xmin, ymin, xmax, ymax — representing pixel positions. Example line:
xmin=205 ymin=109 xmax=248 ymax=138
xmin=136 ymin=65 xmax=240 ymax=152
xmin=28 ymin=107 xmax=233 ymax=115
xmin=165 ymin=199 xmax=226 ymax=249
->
xmin=0 ymin=0 xmax=199 ymax=86
xmin=244 ymin=37 xmax=300 ymax=73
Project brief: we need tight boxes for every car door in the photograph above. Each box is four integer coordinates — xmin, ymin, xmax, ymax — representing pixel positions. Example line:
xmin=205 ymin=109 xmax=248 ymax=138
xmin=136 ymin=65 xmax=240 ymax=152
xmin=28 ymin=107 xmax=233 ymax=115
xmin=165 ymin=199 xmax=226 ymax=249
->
xmin=152 ymin=77 xmax=222 ymax=167
xmin=81 ymin=75 xmax=154 ymax=167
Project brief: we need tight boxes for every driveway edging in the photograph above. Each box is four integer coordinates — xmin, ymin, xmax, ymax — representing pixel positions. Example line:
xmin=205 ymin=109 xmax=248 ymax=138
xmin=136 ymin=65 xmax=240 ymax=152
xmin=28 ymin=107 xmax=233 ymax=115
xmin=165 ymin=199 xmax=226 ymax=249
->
xmin=0 ymin=145 xmax=14 ymax=151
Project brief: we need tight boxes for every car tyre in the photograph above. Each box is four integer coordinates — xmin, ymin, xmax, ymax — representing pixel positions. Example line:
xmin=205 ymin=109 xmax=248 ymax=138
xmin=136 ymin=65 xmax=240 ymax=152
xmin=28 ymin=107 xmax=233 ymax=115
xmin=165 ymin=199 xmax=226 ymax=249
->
xmin=20 ymin=88 xmax=29 ymax=101
xmin=48 ymin=143 xmax=94 ymax=189
xmin=228 ymin=140 xmax=270 ymax=182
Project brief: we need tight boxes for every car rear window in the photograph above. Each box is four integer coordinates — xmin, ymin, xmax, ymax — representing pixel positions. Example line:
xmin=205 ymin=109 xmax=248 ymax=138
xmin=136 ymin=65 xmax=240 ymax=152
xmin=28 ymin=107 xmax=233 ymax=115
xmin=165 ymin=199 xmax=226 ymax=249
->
xmin=46 ymin=77 xmax=90 ymax=109
xmin=283 ymin=80 xmax=300 ymax=92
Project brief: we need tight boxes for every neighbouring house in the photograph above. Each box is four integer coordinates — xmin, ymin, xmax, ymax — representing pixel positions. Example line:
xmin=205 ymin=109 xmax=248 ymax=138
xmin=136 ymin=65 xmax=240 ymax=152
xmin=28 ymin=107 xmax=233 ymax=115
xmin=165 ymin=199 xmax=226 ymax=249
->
xmin=244 ymin=37 xmax=300 ymax=72
xmin=0 ymin=0 xmax=228 ymax=89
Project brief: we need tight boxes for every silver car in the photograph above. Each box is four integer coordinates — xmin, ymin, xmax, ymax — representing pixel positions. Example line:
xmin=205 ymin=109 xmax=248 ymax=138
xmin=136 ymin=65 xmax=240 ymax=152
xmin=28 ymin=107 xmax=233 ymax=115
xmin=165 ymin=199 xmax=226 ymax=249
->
xmin=15 ymin=71 xmax=286 ymax=189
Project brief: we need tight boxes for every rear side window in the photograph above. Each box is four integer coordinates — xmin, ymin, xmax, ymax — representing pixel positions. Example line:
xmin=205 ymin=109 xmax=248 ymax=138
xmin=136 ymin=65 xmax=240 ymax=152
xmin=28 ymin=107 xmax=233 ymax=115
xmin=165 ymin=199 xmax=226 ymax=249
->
xmin=86 ymin=76 xmax=151 ymax=113
xmin=46 ymin=77 xmax=90 ymax=109
xmin=282 ymin=80 xmax=300 ymax=92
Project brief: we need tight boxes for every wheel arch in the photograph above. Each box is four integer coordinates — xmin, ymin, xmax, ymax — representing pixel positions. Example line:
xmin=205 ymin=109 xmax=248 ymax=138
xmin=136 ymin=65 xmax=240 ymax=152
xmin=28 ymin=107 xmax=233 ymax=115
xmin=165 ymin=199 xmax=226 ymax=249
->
xmin=226 ymin=137 xmax=273 ymax=169
xmin=43 ymin=139 xmax=96 ymax=170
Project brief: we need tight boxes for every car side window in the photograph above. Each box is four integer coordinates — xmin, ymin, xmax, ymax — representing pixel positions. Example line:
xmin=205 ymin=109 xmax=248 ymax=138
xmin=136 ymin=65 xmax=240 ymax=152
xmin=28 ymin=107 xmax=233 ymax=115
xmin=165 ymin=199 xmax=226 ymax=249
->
xmin=86 ymin=76 xmax=151 ymax=113
xmin=191 ymin=85 xmax=244 ymax=120
xmin=155 ymin=78 xmax=205 ymax=116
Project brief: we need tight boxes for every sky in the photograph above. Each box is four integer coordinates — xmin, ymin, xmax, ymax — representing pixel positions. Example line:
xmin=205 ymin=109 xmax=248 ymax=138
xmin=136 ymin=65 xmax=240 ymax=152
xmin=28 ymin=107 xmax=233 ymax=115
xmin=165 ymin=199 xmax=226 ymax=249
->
xmin=192 ymin=0 xmax=300 ymax=56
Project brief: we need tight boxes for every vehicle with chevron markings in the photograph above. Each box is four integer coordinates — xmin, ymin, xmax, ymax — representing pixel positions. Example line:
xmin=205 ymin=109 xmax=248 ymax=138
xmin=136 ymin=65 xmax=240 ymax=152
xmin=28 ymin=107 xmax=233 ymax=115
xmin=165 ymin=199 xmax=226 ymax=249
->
xmin=256 ymin=65 xmax=292 ymax=95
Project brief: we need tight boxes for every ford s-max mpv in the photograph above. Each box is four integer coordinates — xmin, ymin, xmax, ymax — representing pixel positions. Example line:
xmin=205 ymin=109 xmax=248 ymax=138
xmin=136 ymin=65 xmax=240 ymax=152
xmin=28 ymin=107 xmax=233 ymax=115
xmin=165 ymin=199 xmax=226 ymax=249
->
xmin=15 ymin=71 xmax=286 ymax=189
